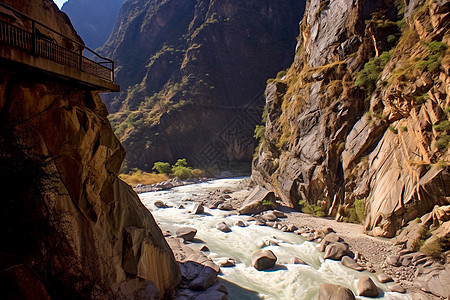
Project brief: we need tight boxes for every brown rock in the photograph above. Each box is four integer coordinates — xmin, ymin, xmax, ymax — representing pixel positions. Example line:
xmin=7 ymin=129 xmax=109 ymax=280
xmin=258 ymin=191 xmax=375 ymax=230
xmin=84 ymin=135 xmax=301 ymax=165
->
xmin=318 ymin=283 xmax=356 ymax=300
xmin=154 ymin=200 xmax=169 ymax=208
xmin=291 ymin=257 xmax=307 ymax=265
xmin=324 ymin=242 xmax=352 ymax=261
xmin=388 ymin=284 xmax=405 ymax=293
xmin=176 ymin=227 xmax=197 ymax=241
xmin=236 ymin=220 xmax=246 ymax=227
xmin=238 ymin=186 xmax=276 ymax=215
xmin=252 ymin=250 xmax=277 ymax=271
xmin=341 ymin=256 xmax=363 ymax=271
xmin=218 ymin=258 xmax=236 ymax=267
xmin=192 ymin=202 xmax=205 ymax=214
xmin=377 ymin=273 xmax=393 ymax=283
xmin=357 ymin=276 xmax=379 ymax=297
xmin=216 ymin=222 xmax=232 ymax=233
xmin=386 ymin=255 xmax=400 ymax=266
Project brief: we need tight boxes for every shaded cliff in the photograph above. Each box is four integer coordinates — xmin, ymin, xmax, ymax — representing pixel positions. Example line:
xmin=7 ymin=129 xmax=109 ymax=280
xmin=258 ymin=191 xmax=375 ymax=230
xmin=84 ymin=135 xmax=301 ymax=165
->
xmin=61 ymin=0 xmax=125 ymax=49
xmin=0 ymin=0 xmax=180 ymax=298
xmin=99 ymin=0 xmax=306 ymax=173
xmin=253 ymin=0 xmax=450 ymax=238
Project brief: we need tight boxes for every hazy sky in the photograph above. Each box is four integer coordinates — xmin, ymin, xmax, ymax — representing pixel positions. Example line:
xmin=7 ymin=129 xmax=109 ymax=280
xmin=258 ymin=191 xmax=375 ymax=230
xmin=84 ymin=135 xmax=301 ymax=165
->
xmin=53 ymin=0 xmax=68 ymax=9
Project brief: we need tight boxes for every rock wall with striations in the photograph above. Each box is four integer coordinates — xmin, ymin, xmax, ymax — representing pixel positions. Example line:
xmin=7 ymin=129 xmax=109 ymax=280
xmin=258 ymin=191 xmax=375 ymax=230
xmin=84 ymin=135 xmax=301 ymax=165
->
xmin=99 ymin=0 xmax=306 ymax=173
xmin=0 ymin=0 xmax=180 ymax=298
xmin=253 ymin=0 xmax=450 ymax=238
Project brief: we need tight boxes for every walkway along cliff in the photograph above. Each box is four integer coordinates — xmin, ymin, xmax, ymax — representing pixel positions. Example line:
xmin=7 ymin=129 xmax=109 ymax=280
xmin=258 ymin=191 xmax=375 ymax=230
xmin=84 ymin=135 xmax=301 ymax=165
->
xmin=0 ymin=0 xmax=180 ymax=298
xmin=253 ymin=0 xmax=450 ymax=242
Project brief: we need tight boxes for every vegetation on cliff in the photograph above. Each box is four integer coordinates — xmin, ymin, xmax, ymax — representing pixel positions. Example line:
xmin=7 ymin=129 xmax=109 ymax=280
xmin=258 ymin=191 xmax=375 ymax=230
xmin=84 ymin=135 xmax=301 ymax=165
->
xmin=252 ymin=0 xmax=449 ymax=243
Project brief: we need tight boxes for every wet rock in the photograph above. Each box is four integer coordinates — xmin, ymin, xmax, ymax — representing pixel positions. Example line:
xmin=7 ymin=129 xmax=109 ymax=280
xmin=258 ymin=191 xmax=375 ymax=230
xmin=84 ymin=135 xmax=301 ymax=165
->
xmin=176 ymin=227 xmax=197 ymax=241
xmin=377 ymin=273 xmax=393 ymax=283
xmin=261 ymin=212 xmax=278 ymax=222
xmin=357 ymin=276 xmax=379 ymax=297
xmin=200 ymin=245 xmax=210 ymax=252
xmin=291 ymin=257 xmax=307 ymax=265
xmin=341 ymin=256 xmax=363 ymax=271
xmin=218 ymin=258 xmax=236 ymax=268
xmin=252 ymin=250 xmax=277 ymax=271
xmin=388 ymin=283 xmax=405 ymax=293
xmin=195 ymin=290 xmax=228 ymax=300
xmin=192 ymin=203 xmax=205 ymax=214
xmin=236 ymin=220 xmax=246 ymax=227
xmin=178 ymin=204 xmax=185 ymax=209
xmin=239 ymin=186 xmax=276 ymax=215
xmin=319 ymin=233 xmax=343 ymax=252
xmin=324 ymin=242 xmax=352 ymax=261
xmin=154 ymin=201 xmax=168 ymax=208
xmin=184 ymin=254 xmax=220 ymax=291
xmin=216 ymin=222 xmax=232 ymax=233
xmin=318 ymin=283 xmax=356 ymax=300
xmin=217 ymin=203 xmax=233 ymax=211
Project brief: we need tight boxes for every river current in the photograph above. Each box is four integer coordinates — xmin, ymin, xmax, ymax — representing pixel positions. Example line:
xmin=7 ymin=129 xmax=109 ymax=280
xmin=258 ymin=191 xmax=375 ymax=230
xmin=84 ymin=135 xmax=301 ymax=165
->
xmin=139 ymin=178 xmax=411 ymax=300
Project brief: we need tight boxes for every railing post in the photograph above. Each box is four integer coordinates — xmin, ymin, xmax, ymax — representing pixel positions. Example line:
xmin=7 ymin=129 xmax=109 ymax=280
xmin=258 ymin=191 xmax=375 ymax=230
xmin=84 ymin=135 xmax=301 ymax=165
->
xmin=31 ymin=20 xmax=36 ymax=54
xmin=79 ymin=46 xmax=83 ymax=71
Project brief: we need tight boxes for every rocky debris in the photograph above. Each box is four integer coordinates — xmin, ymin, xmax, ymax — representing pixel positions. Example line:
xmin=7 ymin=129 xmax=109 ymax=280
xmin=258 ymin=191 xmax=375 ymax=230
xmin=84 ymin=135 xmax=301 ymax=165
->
xmin=154 ymin=201 xmax=169 ymax=208
xmin=318 ymin=283 xmax=356 ymax=300
xmin=260 ymin=212 xmax=278 ymax=222
xmin=413 ymin=265 xmax=450 ymax=298
xmin=386 ymin=255 xmax=400 ymax=266
xmin=192 ymin=203 xmax=205 ymax=215
xmin=216 ymin=222 xmax=232 ymax=233
xmin=134 ymin=178 xmax=211 ymax=193
xmin=291 ymin=257 xmax=307 ymax=265
xmin=176 ymin=227 xmax=197 ymax=242
xmin=252 ymin=250 xmax=277 ymax=271
xmin=341 ymin=256 xmax=363 ymax=271
xmin=357 ymin=276 xmax=379 ymax=298
xmin=272 ymin=210 xmax=287 ymax=218
xmin=388 ymin=284 xmax=406 ymax=293
xmin=235 ymin=220 xmax=246 ymax=227
xmin=324 ymin=242 xmax=353 ymax=261
xmin=238 ymin=186 xmax=276 ymax=215
xmin=377 ymin=273 xmax=393 ymax=283
xmin=319 ymin=233 xmax=344 ymax=252
xmin=217 ymin=258 xmax=236 ymax=268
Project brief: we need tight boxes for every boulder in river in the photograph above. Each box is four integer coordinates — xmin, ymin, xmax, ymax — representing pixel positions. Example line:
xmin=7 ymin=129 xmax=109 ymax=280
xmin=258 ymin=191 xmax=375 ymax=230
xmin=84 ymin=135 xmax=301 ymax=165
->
xmin=324 ymin=242 xmax=352 ymax=260
xmin=377 ymin=273 xmax=393 ymax=283
xmin=192 ymin=202 xmax=205 ymax=214
xmin=252 ymin=250 xmax=277 ymax=271
xmin=238 ymin=186 xmax=276 ymax=215
xmin=176 ymin=227 xmax=197 ymax=241
xmin=236 ymin=220 xmax=246 ymax=227
xmin=341 ymin=256 xmax=363 ymax=271
xmin=319 ymin=233 xmax=343 ymax=252
xmin=318 ymin=283 xmax=356 ymax=300
xmin=218 ymin=258 xmax=236 ymax=267
xmin=357 ymin=276 xmax=379 ymax=297
xmin=216 ymin=222 xmax=232 ymax=232
xmin=183 ymin=254 xmax=220 ymax=291
xmin=388 ymin=284 xmax=405 ymax=293
xmin=154 ymin=200 xmax=169 ymax=208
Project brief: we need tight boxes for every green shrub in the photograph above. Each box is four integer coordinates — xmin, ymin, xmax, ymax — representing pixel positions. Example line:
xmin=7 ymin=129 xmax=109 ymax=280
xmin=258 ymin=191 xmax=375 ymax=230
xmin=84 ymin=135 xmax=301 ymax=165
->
xmin=400 ymin=126 xmax=408 ymax=132
xmin=356 ymin=51 xmax=391 ymax=95
xmin=435 ymin=135 xmax=450 ymax=150
xmin=171 ymin=158 xmax=194 ymax=179
xmin=343 ymin=199 xmax=365 ymax=224
xmin=266 ymin=78 xmax=275 ymax=84
xmin=388 ymin=126 xmax=398 ymax=134
xmin=276 ymin=70 xmax=287 ymax=79
xmin=433 ymin=120 xmax=450 ymax=132
xmin=153 ymin=162 xmax=171 ymax=175
xmin=299 ymin=200 xmax=325 ymax=217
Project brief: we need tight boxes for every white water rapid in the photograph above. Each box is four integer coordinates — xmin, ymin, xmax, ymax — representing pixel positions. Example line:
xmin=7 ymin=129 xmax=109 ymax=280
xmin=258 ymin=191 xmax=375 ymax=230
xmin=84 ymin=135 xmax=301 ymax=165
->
xmin=139 ymin=178 xmax=411 ymax=300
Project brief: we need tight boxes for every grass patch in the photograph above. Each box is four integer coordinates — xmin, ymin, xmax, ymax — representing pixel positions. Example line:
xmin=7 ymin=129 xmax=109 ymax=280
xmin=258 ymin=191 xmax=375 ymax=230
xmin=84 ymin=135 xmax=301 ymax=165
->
xmin=388 ymin=126 xmax=399 ymax=134
xmin=299 ymin=200 xmax=325 ymax=217
xmin=120 ymin=170 xmax=169 ymax=187
xmin=433 ymin=120 xmax=450 ymax=132
xmin=355 ymin=51 xmax=391 ymax=95
xmin=435 ymin=135 xmax=450 ymax=150
xmin=343 ymin=199 xmax=365 ymax=224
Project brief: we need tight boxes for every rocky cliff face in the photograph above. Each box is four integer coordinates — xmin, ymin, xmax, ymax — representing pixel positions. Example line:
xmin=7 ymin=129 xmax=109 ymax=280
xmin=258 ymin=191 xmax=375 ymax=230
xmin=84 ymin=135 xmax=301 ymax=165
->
xmin=61 ymin=0 xmax=125 ymax=49
xmin=99 ymin=0 xmax=306 ymax=172
xmin=253 ymin=0 xmax=450 ymax=238
xmin=0 ymin=0 xmax=180 ymax=298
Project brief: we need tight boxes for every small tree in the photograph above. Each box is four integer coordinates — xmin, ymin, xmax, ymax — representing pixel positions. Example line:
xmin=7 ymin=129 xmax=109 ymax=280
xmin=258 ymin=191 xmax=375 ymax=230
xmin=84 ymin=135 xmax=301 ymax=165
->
xmin=153 ymin=162 xmax=171 ymax=175
xmin=171 ymin=159 xmax=193 ymax=179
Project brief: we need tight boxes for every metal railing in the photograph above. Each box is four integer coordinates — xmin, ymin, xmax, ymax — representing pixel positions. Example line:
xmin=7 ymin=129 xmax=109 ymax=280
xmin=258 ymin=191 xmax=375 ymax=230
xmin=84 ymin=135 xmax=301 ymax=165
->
xmin=0 ymin=2 xmax=115 ymax=82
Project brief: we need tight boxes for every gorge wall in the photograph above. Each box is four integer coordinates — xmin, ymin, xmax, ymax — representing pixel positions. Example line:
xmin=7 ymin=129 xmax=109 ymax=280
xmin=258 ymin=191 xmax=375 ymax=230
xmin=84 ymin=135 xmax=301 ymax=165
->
xmin=99 ymin=0 xmax=306 ymax=173
xmin=253 ymin=0 xmax=450 ymax=238
xmin=0 ymin=0 xmax=180 ymax=298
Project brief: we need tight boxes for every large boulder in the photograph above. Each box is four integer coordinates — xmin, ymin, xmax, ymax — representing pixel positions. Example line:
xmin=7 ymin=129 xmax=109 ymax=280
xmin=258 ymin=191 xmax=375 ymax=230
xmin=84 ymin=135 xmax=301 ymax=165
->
xmin=216 ymin=222 xmax=232 ymax=233
xmin=341 ymin=256 xmax=363 ymax=271
xmin=324 ymin=243 xmax=352 ymax=260
xmin=251 ymin=250 xmax=277 ymax=271
xmin=182 ymin=254 xmax=220 ymax=291
xmin=239 ymin=186 xmax=276 ymax=215
xmin=357 ymin=276 xmax=379 ymax=297
xmin=192 ymin=203 xmax=205 ymax=214
xmin=176 ymin=227 xmax=197 ymax=241
xmin=318 ymin=283 xmax=356 ymax=300
xmin=413 ymin=265 xmax=450 ymax=298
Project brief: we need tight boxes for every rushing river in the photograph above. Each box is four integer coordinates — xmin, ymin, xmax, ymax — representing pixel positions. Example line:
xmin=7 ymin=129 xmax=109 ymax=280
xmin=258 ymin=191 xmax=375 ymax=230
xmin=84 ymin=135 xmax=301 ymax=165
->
xmin=139 ymin=178 xmax=411 ymax=300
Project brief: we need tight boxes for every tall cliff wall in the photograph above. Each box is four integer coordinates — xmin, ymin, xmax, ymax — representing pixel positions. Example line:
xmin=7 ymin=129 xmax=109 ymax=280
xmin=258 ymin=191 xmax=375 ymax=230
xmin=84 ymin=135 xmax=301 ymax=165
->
xmin=99 ymin=0 xmax=306 ymax=173
xmin=0 ymin=0 xmax=180 ymax=298
xmin=253 ymin=0 xmax=450 ymax=238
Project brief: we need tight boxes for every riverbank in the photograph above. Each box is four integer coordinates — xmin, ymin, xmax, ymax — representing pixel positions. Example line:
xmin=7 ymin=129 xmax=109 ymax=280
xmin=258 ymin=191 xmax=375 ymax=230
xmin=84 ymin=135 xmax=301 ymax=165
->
xmin=141 ymin=177 xmax=446 ymax=299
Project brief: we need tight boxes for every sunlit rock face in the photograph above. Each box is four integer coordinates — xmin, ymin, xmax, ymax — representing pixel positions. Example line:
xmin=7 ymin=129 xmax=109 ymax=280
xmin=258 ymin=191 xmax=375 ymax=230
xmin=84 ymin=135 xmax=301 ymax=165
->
xmin=0 ymin=0 xmax=180 ymax=298
xmin=253 ymin=0 xmax=450 ymax=237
